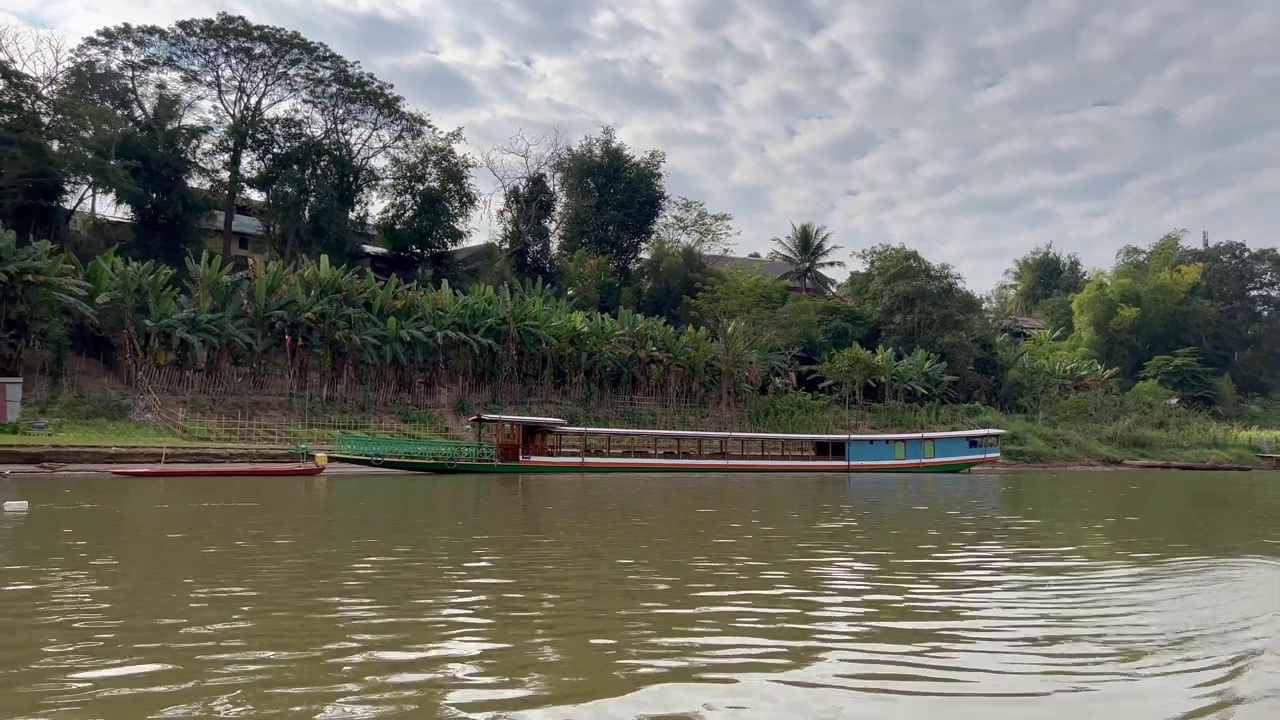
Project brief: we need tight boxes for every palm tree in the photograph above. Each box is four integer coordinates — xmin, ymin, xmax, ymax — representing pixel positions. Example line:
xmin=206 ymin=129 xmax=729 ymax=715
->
xmin=767 ymin=221 xmax=845 ymax=296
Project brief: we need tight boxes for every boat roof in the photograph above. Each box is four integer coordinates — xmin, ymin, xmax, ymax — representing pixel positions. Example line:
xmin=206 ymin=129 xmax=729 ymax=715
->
xmin=466 ymin=414 xmax=1006 ymax=440
xmin=468 ymin=414 xmax=567 ymax=427
xmin=550 ymin=426 xmax=1006 ymax=441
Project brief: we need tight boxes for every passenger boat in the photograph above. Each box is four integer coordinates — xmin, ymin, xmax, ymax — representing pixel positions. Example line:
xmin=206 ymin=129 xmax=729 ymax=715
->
xmin=325 ymin=415 xmax=1005 ymax=474
xmin=111 ymin=461 xmax=328 ymax=478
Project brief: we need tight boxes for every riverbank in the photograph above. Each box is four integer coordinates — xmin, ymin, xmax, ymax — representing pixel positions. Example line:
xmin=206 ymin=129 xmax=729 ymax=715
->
xmin=5 ymin=392 xmax=1276 ymax=470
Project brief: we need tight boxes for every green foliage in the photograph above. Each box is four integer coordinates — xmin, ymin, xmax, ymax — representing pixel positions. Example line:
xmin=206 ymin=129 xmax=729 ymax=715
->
xmin=557 ymin=126 xmax=666 ymax=276
xmin=1139 ymin=347 xmax=1216 ymax=408
xmin=376 ymin=129 xmax=478 ymax=273
xmin=689 ymin=268 xmax=790 ymax=333
xmin=0 ymin=59 xmax=67 ymax=240
xmin=1176 ymin=239 xmax=1280 ymax=394
xmin=817 ymin=344 xmax=881 ymax=414
xmin=1072 ymin=231 xmax=1211 ymax=378
xmin=635 ymin=243 xmax=718 ymax=326
xmin=0 ymin=229 xmax=91 ymax=375
xmin=848 ymin=244 xmax=986 ymax=397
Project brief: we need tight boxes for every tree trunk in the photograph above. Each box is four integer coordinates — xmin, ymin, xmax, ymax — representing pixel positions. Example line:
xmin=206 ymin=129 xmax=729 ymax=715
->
xmin=221 ymin=138 xmax=246 ymax=266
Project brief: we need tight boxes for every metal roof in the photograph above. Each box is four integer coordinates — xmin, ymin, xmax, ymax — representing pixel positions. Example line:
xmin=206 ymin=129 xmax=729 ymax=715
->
xmin=550 ymin=426 xmax=1006 ymax=441
xmin=468 ymin=414 xmax=567 ymax=426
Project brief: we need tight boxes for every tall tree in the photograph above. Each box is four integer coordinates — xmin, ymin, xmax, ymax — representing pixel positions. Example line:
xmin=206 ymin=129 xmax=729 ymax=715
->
xmin=849 ymin=243 xmax=985 ymax=396
xmin=161 ymin=13 xmax=342 ymax=265
xmin=479 ymin=127 xmax=567 ymax=280
xmin=498 ymin=172 xmax=557 ymax=281
xmin=653 ymin=196 xmax=737 ymax=255
xmin=768 ymin=221 xmax=845 ymax=296
xmin=376 ymin=128 xmax=477 ymax=275
xmin=556 ymin=126 xmax=666 ymax=276
xmin=110 ymin=92 xmax=213 ymax=265
xmin=0 ymin=60 xmax=65 ymax=240
xmin=251 ymin=119 xmax=365 ymax=262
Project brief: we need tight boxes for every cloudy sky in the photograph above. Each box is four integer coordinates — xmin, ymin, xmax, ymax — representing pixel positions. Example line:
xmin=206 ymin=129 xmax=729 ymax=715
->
xmin=3 ymin=0 xmax=1277 ymax=290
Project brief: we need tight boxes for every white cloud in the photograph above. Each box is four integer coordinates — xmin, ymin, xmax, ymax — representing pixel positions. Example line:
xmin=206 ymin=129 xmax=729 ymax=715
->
xmin=6 ymin=0 xmax=1278 ymax=289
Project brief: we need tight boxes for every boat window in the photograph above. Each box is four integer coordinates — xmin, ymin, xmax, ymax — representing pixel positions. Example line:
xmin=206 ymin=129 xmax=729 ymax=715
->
xmin=924 ymin=439 xmax=935 ymax=459
xmin=894 ymin=440 xmax=906 ymax=461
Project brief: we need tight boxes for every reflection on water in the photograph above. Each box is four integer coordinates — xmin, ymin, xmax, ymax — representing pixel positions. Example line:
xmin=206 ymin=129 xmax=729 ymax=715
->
xmin=0 ymin=472 xmax=1277 ymax=719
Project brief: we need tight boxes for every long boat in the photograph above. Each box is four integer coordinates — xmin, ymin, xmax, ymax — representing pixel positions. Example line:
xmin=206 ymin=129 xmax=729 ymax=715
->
xmin=111 ymin=463 xmax=327 ymax=478
xmin=325 ymin=414 xmax=1005 ymax=474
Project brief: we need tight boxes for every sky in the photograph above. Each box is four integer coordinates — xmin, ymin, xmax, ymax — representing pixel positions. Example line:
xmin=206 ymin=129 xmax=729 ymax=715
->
xmin=3 ymin=0 xmax=1278 ymax=290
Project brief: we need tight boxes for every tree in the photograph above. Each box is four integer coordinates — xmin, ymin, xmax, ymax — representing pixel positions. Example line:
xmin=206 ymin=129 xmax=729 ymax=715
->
xmin=376 ymin=128 xmax=478 ymax=275
xmin=558 ymin=249 xmax=622 ymax=313
xmin=479 ymin=127 xmax=567 ymax=281
xmin=768 ymin=221 xmax=844 ymax=296
xmin=251 ymin=119 xmax=365 ymax=262
xmin=635 ymin=242 xmax=718 ymax=326
xmin=653 ymin=196 xmax=737 ymax=255
xmin=109 ymin=92 xmax=212 ymax=265
xmin=817 ymin=344 xmax=881 ymax=422
xmin=498 ymin=172 xmax=557 ymax=281
xmin=1177 ymin=239 xmax=1280 ymax=394
xmin=1139 ymin=347 xmax=1216 ymax=409
xmin=556 ymin=126 xmax=666 ymax=276
xmin=997 ymin=241 xmax=1088 ymax=332
xmin=0 ymin=60 xmax=65 ymax=240
xmin=1072 ymin=232 xmax=1210 ymax=379
xmin=689 ymin=268 xmax=790 ymax=334
xmin=849 ymin=244 xmax=985 ymax=386
xmin=159 ymin=13 xmax=343 ymax=265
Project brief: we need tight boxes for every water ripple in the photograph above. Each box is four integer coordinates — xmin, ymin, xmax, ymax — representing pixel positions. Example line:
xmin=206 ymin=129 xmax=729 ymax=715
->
xmin=0 ymin=472 xmax=1277 ymax=718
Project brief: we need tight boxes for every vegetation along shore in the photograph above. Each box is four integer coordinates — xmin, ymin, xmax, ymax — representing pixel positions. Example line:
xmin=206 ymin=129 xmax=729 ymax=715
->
xmin=1 ymin=15 xmax=1277 ymax=470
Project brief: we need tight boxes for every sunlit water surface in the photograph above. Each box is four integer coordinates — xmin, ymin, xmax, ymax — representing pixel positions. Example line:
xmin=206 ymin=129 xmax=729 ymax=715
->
xmin=1 ymin=471 xmax=1278 ymax=719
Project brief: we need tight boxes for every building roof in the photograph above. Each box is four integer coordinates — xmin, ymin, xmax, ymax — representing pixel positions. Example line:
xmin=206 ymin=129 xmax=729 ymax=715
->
xmin=468 ymin=414 xmax=568 ymax=427
xmin=201 ymin=212 xmax=265 ymax=237
xmin=703 ymin=254 xmax=796 ymax=282
xmin=1013 ymin=316 xmax=1047 ymax=331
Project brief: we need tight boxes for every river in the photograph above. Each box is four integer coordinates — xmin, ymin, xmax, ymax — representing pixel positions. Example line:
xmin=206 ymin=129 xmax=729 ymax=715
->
xmin=1 ymin=471 xmax=1277 ymax=719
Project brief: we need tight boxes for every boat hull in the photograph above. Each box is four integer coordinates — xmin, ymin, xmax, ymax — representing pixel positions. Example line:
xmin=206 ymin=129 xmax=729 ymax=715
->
xmin=111 ymin=464 xmax=326 ymax=478
xmin=325 ymin=454 xmax=995 ymax=474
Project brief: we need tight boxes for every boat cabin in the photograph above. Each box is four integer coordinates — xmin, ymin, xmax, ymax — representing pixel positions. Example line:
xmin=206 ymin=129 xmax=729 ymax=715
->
xmin=467 ymin=414 xmax=1004 ymax=465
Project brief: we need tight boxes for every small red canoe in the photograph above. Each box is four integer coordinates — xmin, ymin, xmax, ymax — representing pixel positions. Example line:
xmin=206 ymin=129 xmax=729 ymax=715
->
xmin=111 ymin=463 xmax=326 ymax=478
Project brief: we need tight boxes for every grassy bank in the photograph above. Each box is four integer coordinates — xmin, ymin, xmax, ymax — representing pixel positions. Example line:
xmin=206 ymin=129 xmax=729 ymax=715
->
xmin=0 ymin=419 xmax=199 ymax=447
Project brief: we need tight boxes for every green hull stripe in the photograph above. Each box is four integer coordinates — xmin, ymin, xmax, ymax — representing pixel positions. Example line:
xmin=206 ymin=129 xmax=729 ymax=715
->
xmin=326 ymin=454 xmax=989 ymax=474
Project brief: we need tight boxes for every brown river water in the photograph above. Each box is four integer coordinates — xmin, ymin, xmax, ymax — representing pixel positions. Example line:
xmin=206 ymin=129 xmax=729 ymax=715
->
xmin=1 ymin=471 xmax=1278 ymax=719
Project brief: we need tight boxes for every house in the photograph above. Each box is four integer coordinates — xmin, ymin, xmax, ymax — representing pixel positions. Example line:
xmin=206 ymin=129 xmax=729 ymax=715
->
xmin=200 ymin=211 xmax=266 ymax=271
xmin=702 ymin=254 xmax=805 ymax=292
xmin=1000 ymin=316 xmax=1047 ymax=340
xmin=68 ymin=208 xmax=267 ymax=271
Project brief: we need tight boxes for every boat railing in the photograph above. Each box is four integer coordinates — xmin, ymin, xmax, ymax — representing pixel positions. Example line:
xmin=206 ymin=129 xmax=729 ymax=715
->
xmin=334 ymin=433 xmax=499 ymax=463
